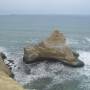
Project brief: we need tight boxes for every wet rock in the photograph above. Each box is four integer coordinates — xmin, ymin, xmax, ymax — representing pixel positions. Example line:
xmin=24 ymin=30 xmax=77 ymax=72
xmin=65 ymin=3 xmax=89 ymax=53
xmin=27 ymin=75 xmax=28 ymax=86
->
xmin=0 ymin=52 xmax=7 ymax=59
xmin=8 ymin=60 xmax=14 ymax=64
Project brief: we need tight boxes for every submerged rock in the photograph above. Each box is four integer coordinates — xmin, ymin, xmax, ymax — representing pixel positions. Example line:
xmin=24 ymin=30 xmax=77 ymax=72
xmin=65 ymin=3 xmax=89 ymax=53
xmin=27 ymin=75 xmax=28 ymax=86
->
xmin=23 ymin=30 xmax=84 ymax=67
xmin=0 ymin=52 xmax=25 ymax=90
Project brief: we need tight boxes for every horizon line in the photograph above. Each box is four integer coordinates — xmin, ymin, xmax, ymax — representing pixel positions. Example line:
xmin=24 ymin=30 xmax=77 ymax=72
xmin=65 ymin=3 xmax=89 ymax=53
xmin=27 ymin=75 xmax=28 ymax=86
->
xmin=0 ymin=14 xmax=90 ymax=16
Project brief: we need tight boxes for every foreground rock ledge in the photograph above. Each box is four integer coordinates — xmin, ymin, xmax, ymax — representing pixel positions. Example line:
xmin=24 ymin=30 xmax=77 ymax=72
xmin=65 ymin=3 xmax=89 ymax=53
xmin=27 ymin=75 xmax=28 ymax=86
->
xmin=0 ymin=52 xmax=25 ymax=90
xmin=23 ymin=30 xmax=84 ymax=67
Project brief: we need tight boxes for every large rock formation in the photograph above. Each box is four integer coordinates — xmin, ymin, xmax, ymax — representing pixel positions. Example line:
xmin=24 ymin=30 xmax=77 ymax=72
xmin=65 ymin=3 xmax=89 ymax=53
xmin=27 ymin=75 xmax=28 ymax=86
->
xmin=0 ymin=52 xmax=25 ymax=90
xmin=23 ymin=30 xmax=84 ymax=67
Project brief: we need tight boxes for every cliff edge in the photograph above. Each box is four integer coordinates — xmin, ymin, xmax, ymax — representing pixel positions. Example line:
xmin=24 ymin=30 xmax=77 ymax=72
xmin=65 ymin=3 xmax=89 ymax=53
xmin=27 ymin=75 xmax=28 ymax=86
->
xmin=0 ymin=52 xmax=25 ymax=90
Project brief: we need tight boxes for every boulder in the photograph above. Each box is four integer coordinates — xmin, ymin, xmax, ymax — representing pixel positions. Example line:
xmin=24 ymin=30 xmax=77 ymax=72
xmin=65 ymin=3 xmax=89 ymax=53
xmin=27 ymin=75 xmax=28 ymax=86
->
xmin=0 ymin=52 xmax=7 ymax=59
xmin=0 ymin=52 xmax=25 ymax=90
xmin=23 ymin=30 xmax=84 ymax=67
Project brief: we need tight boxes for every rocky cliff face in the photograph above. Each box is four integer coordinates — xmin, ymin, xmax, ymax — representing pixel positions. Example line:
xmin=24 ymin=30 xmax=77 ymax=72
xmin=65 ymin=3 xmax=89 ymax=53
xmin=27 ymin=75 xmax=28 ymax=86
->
xmin=23 ymin=30 xmax=76 ymax=63
xmin=0 ymin=53 xmax=25 ymax=90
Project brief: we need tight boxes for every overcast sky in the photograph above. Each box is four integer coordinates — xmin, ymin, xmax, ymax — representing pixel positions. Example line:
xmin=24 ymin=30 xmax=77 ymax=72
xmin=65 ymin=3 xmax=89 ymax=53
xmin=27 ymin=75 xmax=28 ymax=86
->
xmin=0 ymin=0 xmax=90 ymax=15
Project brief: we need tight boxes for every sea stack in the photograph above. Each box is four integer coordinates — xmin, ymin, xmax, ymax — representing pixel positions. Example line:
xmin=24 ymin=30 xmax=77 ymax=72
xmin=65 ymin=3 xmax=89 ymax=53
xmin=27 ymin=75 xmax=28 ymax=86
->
xmin=23 ymin=30 xmax=84 ymax=67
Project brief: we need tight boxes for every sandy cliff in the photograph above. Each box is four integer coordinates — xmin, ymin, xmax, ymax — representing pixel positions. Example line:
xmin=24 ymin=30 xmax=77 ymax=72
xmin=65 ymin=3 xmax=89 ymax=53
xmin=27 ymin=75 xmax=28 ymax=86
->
xmin=0 ymin=53 xmax=25 ymax=90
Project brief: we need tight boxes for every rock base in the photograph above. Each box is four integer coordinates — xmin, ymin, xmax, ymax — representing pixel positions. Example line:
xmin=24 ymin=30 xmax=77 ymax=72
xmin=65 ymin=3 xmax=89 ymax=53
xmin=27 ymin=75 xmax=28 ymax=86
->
xmin=23 ymin=57 xmax=84 ymax=67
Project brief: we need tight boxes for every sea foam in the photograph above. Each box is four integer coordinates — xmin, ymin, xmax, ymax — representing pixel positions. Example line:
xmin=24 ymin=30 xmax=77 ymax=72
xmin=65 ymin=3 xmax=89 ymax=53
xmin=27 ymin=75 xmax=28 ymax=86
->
xmin=85 ymin=37 xmax=90 ymax=43
xmin=0 ymin=46 xmax=9 ymax=56
xmin=78 ymin=50 xmax=90 ymax=65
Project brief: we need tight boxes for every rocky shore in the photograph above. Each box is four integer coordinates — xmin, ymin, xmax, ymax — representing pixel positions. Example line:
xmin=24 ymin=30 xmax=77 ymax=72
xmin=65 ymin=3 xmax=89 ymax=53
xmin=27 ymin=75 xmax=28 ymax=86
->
xmin=0 ymin=30 xmax=84 ymax=90
xmin=0 ymin=52 xmax=25 ymax=90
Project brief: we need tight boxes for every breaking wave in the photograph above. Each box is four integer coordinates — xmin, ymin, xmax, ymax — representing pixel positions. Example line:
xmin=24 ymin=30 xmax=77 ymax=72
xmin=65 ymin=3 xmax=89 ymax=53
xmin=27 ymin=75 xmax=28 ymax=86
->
xmin=78 ymin=50 xmax=90 ymax=65
xmin=0 ymin=46 xmax=9 ymax=57
xmin=85 ymin=37 xmax=90 ymax=42
xmin=1 ymin=38 xmax=90 ymax=90
xmin=11 ymin=49 xmax=90 ymax=90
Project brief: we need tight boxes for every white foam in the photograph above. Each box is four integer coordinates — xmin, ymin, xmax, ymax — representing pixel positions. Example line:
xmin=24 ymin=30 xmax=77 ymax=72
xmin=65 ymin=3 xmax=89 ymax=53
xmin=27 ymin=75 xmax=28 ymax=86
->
xmin=78 ymin=50 xmax=90 ymax=65
xmin=13 ymin=50 xmax=90 ymax=89
xmin=85 ymin=37 xmax=90 ymax=42
xmin=14 ymin=61 xmax=64 ymax=85
xmin=0 ymin=46 xmax=8 ymax=56
xmin=66 ymin=38 xmax=79 ymax=45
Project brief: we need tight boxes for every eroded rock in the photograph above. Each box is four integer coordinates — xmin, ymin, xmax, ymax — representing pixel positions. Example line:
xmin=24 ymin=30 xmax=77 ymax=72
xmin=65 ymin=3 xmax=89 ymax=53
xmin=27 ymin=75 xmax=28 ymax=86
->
xmin=23 ymin=30 xmax=84 ymax=67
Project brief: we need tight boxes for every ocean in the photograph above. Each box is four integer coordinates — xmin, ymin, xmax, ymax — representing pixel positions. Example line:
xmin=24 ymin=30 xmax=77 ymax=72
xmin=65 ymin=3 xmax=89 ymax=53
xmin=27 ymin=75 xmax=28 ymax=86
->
xmin=0 ymin=15 xmax=90 ymax=90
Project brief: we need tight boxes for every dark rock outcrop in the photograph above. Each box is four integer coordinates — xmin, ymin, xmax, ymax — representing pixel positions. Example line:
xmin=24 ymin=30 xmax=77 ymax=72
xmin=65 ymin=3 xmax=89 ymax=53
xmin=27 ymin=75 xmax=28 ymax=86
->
xmin=0 ymin=52 xmax=7 ymax=59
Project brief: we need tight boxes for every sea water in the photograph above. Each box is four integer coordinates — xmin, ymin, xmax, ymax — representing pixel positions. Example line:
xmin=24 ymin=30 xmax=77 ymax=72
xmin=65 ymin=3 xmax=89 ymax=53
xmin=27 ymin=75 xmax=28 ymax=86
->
xmin=0 ymin=15 xmax=90 ymax=90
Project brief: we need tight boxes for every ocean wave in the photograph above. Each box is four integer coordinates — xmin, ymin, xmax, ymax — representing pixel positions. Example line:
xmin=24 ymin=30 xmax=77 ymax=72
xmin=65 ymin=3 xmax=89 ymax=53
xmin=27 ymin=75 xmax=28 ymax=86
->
xmin=85 ymin=37 xmax=90 ymax=42
xmin=0 ymin=46 xmax=8 ymax=56
xmin=14 ymin=61 xmax=64 ymax=85
xmin=0 ymin=46 xmax=13 ymax=65
xmin=78 ymin=50 xmax=90 ymax=65
xmin=66 ymin=38 xmax=79 ymax=45
xmin=67 ymin=37 xmax=90 ymax=45
xmin=0 ymin=40 xmax=19 ymax=43
xmin=11 ymin=50 xmax=90 ymax=90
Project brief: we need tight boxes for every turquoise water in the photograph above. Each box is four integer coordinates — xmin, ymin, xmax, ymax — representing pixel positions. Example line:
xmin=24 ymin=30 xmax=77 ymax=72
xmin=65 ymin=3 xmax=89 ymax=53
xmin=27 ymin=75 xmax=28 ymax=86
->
xmin=0 ymin=15 xmax=90 ymax=90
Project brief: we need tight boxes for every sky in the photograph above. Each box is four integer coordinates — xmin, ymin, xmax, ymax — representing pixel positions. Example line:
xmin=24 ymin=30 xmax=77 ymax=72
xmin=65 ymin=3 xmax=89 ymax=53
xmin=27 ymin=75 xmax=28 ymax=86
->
xmin=0 ymin=0 xmax=90 ymax=15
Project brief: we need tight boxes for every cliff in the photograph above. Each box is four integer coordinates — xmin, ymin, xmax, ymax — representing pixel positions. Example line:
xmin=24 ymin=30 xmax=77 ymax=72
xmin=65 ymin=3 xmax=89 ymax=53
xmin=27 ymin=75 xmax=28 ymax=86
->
xmin=0 ymin=53 xmax=25 ymax=90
